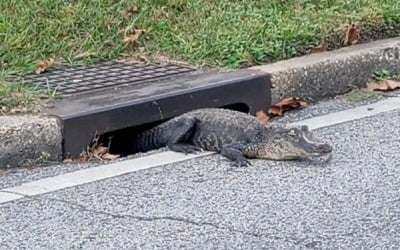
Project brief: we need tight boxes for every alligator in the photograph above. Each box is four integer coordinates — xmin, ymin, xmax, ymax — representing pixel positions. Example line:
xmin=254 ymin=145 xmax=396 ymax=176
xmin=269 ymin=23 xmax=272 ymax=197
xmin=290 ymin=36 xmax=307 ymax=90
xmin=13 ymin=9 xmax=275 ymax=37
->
xmin=133 ymin=108 xmax=332 ymax=167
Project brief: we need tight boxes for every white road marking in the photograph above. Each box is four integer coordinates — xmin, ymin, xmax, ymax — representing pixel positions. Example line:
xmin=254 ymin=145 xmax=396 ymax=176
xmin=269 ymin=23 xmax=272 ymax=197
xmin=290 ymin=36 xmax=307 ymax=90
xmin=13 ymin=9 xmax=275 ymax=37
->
xmin=1 ymin=96 xmax=400 ymax=204
xmin=0 ymin=191 xmax=24 ymax=203
xmin=290 ymin=97 xmax=400 ymax=130
xmin=1 ymin=151 xmax=214 ymax=198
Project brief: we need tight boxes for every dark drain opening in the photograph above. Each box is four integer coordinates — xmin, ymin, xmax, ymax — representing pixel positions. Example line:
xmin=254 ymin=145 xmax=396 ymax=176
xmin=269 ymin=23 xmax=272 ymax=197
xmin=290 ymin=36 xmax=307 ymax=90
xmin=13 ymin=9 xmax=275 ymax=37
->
xmin=98 ymin=103 xmax=250 ymax=156
xmin=222 ymin=103 xmax=249 ymax=113
xmin=98 ymin=119 xmax=167 ymax=156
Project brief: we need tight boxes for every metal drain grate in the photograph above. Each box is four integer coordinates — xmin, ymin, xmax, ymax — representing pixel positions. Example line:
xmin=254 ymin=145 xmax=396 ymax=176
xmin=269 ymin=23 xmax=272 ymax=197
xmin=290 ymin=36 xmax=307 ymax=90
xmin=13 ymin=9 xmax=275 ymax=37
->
xmin=21 ymin=61 xmax=195 ymax=95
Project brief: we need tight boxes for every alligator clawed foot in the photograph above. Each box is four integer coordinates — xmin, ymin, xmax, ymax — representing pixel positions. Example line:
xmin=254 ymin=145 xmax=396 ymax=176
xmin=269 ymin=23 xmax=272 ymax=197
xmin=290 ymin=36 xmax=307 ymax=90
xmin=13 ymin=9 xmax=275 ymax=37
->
xmin=233 ymin=159 xmax=252 ymax=168
xmin=182 ymin=145 xmax=203 ymax=155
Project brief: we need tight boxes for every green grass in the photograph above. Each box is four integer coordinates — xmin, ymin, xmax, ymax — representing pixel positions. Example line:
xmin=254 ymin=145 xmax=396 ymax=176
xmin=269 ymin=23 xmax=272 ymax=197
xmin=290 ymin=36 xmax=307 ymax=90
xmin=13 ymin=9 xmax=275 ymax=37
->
xmin=0 ymin=0 xmax=399 ymax=112
xmin=139 ymin=0 xmax=400 ymax=68
xmin=0 ymin=71 xmax=56 ymax=114
xmin=371 ymin=68 xmax=392 ymax=81
xmin=1 ymin=0 xmax=399 ymax=71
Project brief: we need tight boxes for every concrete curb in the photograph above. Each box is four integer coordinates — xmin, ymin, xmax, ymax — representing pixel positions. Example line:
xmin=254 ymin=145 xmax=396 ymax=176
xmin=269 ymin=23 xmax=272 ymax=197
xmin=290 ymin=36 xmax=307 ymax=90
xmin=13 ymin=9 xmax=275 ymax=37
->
xmin=0 ymin=115 xmax=62 ymax=169
xmin=251 ymin=37 xmax=400 ymax=103
xmin=1 ymin=37 xmax=399 ymax=168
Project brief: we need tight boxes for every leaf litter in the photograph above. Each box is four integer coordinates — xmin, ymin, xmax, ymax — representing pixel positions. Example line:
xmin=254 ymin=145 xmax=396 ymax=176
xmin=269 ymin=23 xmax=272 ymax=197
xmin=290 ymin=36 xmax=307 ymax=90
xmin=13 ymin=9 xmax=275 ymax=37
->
xmin=256 ymin=97 xmax=308 ymax=124
xmin=63 ymin=136 xmax=119 ymax=163
xmin=367 ymin=79 xmax=400 ymax=91
xmin=120 ymin=4 xmax=138 ymax=16
xmin=123 ymin=29 xmax=146 ymax=45
xmin=256 ymin=110 xmax=270 ymax=124
xmin=35 ymin=58 xmax=55 ymax=74
xmin=343 ymin=23 xmax=360 ymax=46
xmin=311 ymin=39 xmax=328 ymax=53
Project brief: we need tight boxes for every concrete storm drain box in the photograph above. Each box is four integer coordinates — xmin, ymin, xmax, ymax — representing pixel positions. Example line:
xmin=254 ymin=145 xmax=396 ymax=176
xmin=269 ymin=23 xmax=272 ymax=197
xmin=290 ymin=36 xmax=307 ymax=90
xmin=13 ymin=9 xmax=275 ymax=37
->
xmin=22 ymin=60 xmax=272 ymax=157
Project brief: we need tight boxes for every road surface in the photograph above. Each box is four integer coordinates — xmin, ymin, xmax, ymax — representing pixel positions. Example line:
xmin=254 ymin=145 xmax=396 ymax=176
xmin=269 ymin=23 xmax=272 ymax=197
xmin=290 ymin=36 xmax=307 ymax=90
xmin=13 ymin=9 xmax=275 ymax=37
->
xmin=1 ymin=93 xmax=400 ymax=249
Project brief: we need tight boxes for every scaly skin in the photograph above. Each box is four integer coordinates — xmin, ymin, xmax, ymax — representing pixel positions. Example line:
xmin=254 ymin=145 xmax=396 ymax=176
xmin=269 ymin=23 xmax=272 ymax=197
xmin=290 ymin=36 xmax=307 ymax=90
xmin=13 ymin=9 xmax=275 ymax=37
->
xmin=134 ymin=108 xmax=332 ymax=167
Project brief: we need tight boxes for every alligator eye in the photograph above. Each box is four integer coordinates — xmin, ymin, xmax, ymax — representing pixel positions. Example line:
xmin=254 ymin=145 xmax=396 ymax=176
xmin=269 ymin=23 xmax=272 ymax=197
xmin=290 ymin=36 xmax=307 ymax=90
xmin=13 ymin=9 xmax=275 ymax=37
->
xmin=300 ymin=125 xmax=309 ymax=131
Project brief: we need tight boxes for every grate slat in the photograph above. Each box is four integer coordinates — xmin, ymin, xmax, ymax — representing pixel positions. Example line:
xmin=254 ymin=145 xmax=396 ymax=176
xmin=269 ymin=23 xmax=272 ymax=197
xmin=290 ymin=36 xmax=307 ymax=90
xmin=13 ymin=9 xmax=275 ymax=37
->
xmin=20 ymin=61 xmax=195 ymax=95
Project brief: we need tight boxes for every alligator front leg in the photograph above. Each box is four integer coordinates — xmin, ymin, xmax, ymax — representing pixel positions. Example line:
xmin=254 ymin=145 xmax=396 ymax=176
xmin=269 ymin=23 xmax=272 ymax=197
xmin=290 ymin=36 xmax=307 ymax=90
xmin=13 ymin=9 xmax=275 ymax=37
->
xmin=221 ymin=142 xmax=251 ymax=167
xmin=167 ymin=116 xmax=202 ymax=154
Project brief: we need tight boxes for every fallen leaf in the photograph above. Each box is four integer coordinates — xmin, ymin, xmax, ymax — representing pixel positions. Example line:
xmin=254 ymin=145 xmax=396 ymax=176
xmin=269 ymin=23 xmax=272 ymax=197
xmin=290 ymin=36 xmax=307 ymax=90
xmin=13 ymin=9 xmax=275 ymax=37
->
xmin=311 ymin=40 xmax=328 ymax=53
xmin=367 ymin=79 xmax=400 ymax=91
xmin=120 ymin=4 xmax=138 ymax=16
xmin=343 ymin=24 xmax=360 ymax=46
xmin=75 ymin=155 xmax=89 ymax=162
xmin=268 ymin=97 xmax=308 ymax=117
xmin=256 ymin=110 xmax=270 ymax=124
xmin=101 ymin=153 xmax=120 ymax=160
xmin=74 ymin=51 xmax=96 ymax=59
xmin=90 ymin=144 xmax=120 ymax=161
xmin=93 ymin=146 xmax=109 ymax=157
xmin=62 ymin=155 xmax=88 ymax=163
xmin=62 ymin=135 xmax=120 ymax=163
xmin=123 ymin=29 xmax=145 ymax=45
xmin=35 ymin=58 xmax=55 ymax=74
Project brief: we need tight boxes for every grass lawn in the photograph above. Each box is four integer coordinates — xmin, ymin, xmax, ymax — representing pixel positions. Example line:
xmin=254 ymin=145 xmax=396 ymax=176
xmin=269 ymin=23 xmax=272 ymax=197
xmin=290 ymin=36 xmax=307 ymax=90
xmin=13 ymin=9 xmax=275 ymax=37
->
xmin=0 ymin=0 xmax=399 ymax=112
xmin=0 ymin=70 xmax=57 ymax=114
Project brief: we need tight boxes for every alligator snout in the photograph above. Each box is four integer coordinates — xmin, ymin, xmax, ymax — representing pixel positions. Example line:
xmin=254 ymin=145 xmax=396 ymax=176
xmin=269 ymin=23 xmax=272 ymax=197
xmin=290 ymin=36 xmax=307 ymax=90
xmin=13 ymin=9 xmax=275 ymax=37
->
xmin=316 ymin=143 xmax=333 ymax=154
xmin=298 ymin=126 xmax=332 ymax=156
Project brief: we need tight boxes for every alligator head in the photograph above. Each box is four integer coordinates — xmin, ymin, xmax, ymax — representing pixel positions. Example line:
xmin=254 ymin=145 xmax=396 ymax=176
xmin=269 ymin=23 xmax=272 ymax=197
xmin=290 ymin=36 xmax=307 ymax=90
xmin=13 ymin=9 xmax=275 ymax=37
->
xmin=249 ymin=125 xmax=332 ymax=160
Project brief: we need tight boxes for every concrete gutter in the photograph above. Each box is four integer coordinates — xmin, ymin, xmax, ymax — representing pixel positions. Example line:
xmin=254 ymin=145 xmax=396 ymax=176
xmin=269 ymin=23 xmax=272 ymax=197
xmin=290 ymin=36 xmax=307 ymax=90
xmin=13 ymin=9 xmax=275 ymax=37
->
xmin=0 ymin=115 xmax=62 ymax=168
xmin=252 ymin=37 xmax=400 ymax=103
xmin=1 ymin=37 xmax=399 ymax=168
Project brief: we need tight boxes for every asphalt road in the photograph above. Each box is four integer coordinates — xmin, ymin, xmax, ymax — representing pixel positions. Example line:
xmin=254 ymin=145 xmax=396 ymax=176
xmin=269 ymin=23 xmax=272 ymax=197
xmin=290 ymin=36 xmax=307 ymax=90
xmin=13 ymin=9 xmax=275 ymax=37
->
xmin=1 ymin=95 xmax=400 ymax=249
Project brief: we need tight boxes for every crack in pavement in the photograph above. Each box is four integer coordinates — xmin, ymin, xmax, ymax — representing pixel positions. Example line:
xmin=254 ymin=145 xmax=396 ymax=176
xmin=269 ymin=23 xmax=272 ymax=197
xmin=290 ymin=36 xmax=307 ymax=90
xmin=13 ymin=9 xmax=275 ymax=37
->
xmin=47 ymin=197 xmax=282 ymax=240
xmin=1 ymin=190 xmax=295 ymax=242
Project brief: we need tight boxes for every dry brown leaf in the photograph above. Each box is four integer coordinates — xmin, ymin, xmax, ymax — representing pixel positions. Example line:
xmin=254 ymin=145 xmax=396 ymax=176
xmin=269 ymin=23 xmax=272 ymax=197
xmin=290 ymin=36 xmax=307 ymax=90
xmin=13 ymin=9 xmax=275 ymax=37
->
xmin=62 ymin=145 xmax=119 ymax=163
xmin=268 ymin=106 xmax=284 ymax=116
xmin=35 ymin=58 xmax=55 ymax=74
xmin=268 ymin=97 xmax=308 ymax=117
xmin=61 ymin=134 xmax=121 ymax=163
xmin=75 ymin=155 xmax=89 ymax=162
xmin=311 ymin=40 xmax=328 ymax=53
xmin=120 ymin=4 xmax=138 ymax=16
xmin=93 ymin=146 xmax=109 ymax=157
xmin=62 ymin=155 xmax=88 ymax=163
xmin=343 ymin=24 xmax=360 ymax=46
xmin=101 ymin=153 xmax=120 ymax=160
xmin=367 ymin=79 xmax=400 ymax=91
xmin=74 ymin=51 xmax=96 ymax=59
xmin=256 ymin=110 xmax=270 ymax=124
xmin=90 ymin=144 xmax=120 ymax=161
xmin=123 ymin=29 xmax=145 ymax=45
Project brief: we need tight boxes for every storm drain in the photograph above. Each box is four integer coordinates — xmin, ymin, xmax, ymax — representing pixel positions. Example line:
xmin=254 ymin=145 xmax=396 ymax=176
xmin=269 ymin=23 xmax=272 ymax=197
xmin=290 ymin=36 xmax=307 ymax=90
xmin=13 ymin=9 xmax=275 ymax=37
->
xmin=21 ymin=60 xmax=195 ymax=95
xmin=23 ymin=60 xmax=271 ymax=158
